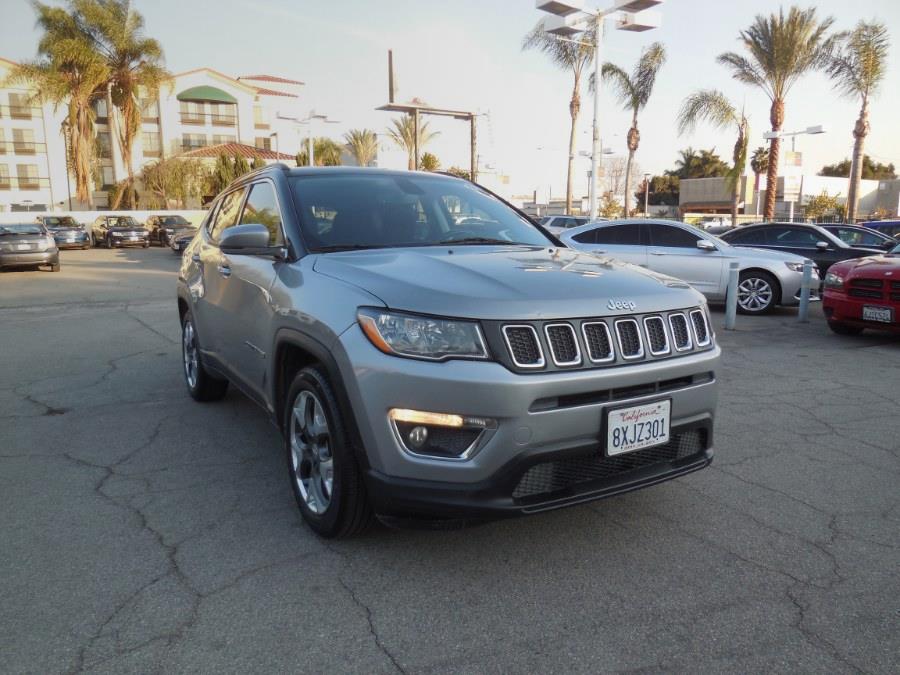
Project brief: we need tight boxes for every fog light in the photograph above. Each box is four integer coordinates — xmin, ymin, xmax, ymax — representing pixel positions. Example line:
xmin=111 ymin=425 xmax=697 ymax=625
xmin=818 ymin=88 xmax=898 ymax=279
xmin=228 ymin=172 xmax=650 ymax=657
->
xmin=388 ymin=408 xmax=496 ymax=460
xmin=408 ymin=426 xmax=428 ymax=448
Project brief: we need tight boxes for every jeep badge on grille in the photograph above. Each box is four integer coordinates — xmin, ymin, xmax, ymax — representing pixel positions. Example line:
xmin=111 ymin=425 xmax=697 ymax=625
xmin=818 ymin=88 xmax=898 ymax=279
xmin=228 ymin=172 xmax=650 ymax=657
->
xmin=608 ymin=299 xmax=637 ymax=311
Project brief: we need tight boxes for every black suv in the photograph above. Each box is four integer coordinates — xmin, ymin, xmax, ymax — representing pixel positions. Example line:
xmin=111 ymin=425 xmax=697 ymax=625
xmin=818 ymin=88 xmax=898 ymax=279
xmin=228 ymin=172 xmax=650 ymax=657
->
xmin=146 ymin=214 xmax=195 ymax=246
xmin=91 ymin=215 xmax=150 ymax=248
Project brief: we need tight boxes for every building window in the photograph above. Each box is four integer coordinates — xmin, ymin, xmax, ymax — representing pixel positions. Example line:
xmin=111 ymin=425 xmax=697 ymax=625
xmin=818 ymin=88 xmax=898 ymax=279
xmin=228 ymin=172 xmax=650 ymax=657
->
xmin=97 ymin=131 xmax=112 ymax=159
xmin=253 ymin=105 xmax=268 ymax=129
xmin=101 ymin=165 xmax=115 ymax=189
xmin=140 ymin=98 xmax=159 ymax=123
xmin=255 ymin=136 xmax=272 ymax=151
xmin=212 ymin=135 xmax=236 ymax=145
xmin=0 ymin=129 xmax=5 ymax=155
xmin=209 ymin=102 xmax=236 ymax=127
xmin=142 ymin=131 xmax=161 ymax=157
xmin=182 ymin=133 xmax=208 ymax=150
xmin=12 ymin=128 xmax=36 ymax=155
xmin=93 ymin=98 xmax=109 ymax=122
xmin=16 ymin=163 xmax=40 ymax=190
xmin=9 ymin=93 xmax=32 ymax=120
xmin=0 ymin=164 xmax=10 ymax=190
xmin=179 ymin=101 xmax=204 ymax=125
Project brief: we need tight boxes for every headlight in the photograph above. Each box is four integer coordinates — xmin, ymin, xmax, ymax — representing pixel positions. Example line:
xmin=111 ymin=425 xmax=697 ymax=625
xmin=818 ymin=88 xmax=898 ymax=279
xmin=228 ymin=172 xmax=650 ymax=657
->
xmin=357 ymin=308 xmax=489 ymax=361
xmin=824 ymin=272 xmax=844 ymax=289
xmin=43 ymin=236 xmax=56 ymax=249
xmin=784 ymin=261 xmax=807 ymax=273
xmin=165 ymin=228 xmax=174 ymax=233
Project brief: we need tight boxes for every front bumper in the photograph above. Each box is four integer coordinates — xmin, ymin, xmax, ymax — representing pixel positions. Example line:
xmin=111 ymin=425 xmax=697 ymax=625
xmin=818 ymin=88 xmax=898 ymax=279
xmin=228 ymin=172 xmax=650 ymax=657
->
xmin=336 ymin=324 xmax=719 ymax=517
xmin=823 ymin=290 xmax=900 ymax=332
xmin=110 ymin=236 xmax=149 ymax=247
xmin=778 ymin=269 xmax=821 ymax=306
xmin=0 ymin=250 xmax=58 ymax=267
xmin=53 ymin=235 xmax=90 ymax=249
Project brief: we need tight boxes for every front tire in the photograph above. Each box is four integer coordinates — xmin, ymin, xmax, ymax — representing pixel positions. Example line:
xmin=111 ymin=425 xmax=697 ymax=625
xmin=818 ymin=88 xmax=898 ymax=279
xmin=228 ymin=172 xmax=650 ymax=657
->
xmin=181 ymin=311 xmax=228 ymax=401
xmin=827 ymin=320 xmax=864 ymax=336
xmin=736 ymin=271 xmax=778 ymax=315
xmin=284 ymin=367 xmax=372 ymax=538
xmin=105 ymin=236 xmax=113 ymax=249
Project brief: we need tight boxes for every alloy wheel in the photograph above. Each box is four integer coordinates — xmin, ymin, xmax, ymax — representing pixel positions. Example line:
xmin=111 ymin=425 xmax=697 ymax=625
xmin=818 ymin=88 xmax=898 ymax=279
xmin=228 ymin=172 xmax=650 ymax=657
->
xmin=290 ymin=390 xmax=334 ymax=514
xmin=737 ymin=277 xmax=773 ymax=312
xmin=182 ymin=320 xmax=199 ymax=389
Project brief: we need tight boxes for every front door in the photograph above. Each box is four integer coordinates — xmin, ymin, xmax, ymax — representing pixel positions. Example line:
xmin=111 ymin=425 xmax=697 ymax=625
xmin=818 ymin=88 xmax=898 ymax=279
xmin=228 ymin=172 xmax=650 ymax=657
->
xmin=646 ymin=223 xmax=726 ymax=298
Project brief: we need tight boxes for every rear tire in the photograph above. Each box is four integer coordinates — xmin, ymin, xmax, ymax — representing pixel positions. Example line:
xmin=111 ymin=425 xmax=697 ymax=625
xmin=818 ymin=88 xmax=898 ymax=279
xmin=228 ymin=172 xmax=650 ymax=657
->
xmin=827 ymin=320 xmax=864 ymax=336
xmin=181 ymin=311 xmax=229 ymax=402
xmin=736 ymin=271 xmax=778 ymax=315
xmin=284 ymin=366 xmax=373 ymax=538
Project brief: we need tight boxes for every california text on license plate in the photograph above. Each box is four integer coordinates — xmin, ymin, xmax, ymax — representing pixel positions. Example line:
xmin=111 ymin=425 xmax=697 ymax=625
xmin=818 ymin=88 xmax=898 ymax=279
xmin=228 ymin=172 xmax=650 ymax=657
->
xmin=606 ymin=400 xmax=671 ymax=456
xmin=862 ymin=305 xmax=893 ymax=323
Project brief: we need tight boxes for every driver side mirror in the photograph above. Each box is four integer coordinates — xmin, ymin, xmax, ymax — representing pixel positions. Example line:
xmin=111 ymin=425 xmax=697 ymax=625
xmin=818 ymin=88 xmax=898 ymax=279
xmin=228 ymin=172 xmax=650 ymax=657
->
xmin=696 ymin=239 xmax=717 ymax=252
xmin=219 ymin=223 xmax=285 ymax=258
xmin=816 ymin=241 xmax=829 ymax=251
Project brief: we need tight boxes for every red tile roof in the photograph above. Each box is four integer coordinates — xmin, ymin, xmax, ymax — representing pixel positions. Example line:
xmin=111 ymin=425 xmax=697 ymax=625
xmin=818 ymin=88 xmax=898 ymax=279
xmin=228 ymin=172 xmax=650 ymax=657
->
xmin=182 ymin=142 xmax=294 ymax=161
xmin=240 ymin=74 xmax=305 ymax=85
xmin=253 ymin=86 xmax=297 ymax=98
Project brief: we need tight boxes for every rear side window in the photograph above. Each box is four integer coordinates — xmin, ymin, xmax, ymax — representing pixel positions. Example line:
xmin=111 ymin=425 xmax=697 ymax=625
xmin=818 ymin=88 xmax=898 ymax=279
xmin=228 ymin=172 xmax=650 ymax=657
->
xmin=649 ymin=224 xmax=700 ymax=248
xmin=726 ymin=228 xmax=767 ymax=245
xmin=593 ymin=224 xmax=644 ymax=245
xmin=769 ymin=227 xmax=822 ymax=247
xmin=209 ymin=188 xmax=246 ymax=242
xmin=572 ymin=229 xmax=597 ymax=244
xmin=240 ymin=181 xmax=284 ymax=246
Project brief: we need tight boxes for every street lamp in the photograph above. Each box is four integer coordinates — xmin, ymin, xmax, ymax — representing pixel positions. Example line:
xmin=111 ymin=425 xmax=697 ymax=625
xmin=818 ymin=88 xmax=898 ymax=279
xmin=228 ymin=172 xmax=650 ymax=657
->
xmin=535 ymin=0 xmax=664 ymax=219
xmin=762 ymin=125 xmax=826 ymax=221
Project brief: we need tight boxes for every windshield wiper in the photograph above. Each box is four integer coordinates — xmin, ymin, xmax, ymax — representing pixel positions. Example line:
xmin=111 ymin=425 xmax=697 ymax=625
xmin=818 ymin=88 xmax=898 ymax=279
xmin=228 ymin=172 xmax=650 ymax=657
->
xmin=436 ymin=237 xmax=530 ymax=246
xmin=314 ymin=244 xmax=391 ymax=252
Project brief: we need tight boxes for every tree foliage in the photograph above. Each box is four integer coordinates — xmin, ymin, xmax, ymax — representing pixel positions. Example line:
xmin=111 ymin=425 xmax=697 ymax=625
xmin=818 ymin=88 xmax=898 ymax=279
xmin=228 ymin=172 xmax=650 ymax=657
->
xmin=598 ymin=191 xmax=622 ymax=219
xmin=295 ymin=137 xmax=343 ymax=167
xmin=819 ymin=155 xmax=896 ymax=180
xmin=139 ymin=156 xmax=209 ymax=208
xmin=636 ymin=175 xmax=680 ymax=207
xmin=233 ymin=154 xmax=250 ymax=177
xmin=209 ymin=153 xmax=234 ymax=195
xmin=343 ymin=128 xmax=378 ymax=167
xmin=667 ymin=148 xmax=730 ymax=179
xmin=420 ymin=152 xmax=440 ymax=172
xmin=804 ymin=190 xmax=842 ymax=221
xmin=445 ymin=166 xmax=471 ymax=181
xmin=386 ymin=116 xmax=438 ymax=170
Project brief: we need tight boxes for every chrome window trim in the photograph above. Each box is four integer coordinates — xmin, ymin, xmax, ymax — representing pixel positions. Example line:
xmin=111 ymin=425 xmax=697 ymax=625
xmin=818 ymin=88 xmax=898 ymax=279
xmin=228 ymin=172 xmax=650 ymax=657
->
xmin=642 ymin=316 xmax=671 ymax=356
xmin=667 ymin=312 xmax=694 ymax=352
xmin=614 ymin=318 xmax=645 ymax=360
xmin=581 ymin=320 xmax=615 ymax=363
xmin=689 ymin=309 xmax=711 ymax=347
xmin=543 ymin=322 xmax=582 ymax=367
xmin=502 ymin=324 xmax=545 ymax=369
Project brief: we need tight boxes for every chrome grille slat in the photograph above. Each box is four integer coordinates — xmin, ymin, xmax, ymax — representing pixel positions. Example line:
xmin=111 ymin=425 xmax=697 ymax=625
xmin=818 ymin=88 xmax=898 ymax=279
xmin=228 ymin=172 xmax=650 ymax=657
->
xmin=614 ymin=319 xmax=644 ymax=359
xmin=668 ymin=313 xmax=692 ymax=351
xmin=502 ymin=325 xmax=544 ymax=368
xmin=643 ymin=316 xmax=670 ymax=356
xmin=582 ymin=321 xmax=615 ymax=363
xmin=689 ymin=310 xmax=710 ymax=346
xmin=544 ymin=323 xmax=581 ymax=366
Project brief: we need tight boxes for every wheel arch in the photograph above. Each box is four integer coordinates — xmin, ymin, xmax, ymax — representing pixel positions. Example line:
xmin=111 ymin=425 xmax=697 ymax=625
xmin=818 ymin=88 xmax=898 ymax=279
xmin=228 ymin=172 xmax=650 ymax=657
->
xmin=739 ymin=267 xmax=784 ymax=305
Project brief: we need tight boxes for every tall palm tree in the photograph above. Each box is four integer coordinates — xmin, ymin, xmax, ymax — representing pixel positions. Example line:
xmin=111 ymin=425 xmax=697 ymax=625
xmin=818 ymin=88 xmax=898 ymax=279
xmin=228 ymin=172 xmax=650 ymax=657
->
xmin=749 ymin=146 xmax=768 ymax=212
xmin=523 ymin=21 xmax=596 ymax=214
xmin=677 ymin=90 xmax=749 ymax=225
xmin=343 ymin=128 xmax=378 ymax=167
xmin=386 ymin=116 xmax=438 ymax=170
xmin=4 ymin=2 xmax=109 ymax=206
xmin=74 ymin=0 xmax=168 ymax=208
xmin=599 ymin=42 xmax=667 ymax=216
xmin=295 ymin=137 xmax=343 ymax=167
xmin=718 ymin=7 xmax=837 ymax=220
xmin=826 ymin=20 xmax=890 ymax=222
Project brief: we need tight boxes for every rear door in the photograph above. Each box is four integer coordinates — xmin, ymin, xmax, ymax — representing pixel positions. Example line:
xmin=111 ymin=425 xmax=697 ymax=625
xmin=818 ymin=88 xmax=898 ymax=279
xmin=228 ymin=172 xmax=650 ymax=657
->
xmin=215 ymin=180 xmax=286 ymax=402
xmin=577 ymin=223 xmax=648 ymax=267
xmin=646 ymin=223 xmax=726 ymax=298
xmin=766 ymin=226 xmax=838 ymax=270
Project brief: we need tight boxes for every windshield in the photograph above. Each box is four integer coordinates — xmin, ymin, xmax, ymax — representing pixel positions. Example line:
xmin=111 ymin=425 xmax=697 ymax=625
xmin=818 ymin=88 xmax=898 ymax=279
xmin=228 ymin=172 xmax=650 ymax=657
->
xmin=0 ymin=224 xmax=45 ymax=235
xmin=161 ymin=216 xmax=189 ymax=226
xmin=109 ymin=217 xmax=138 ymax=227
xmin=44 ymin=217 xmax=77 ymax=227
xmin=889 ymin=243 xmax=900 ymax=255
xmin=289 ymin=173 xmax=552 ymax=252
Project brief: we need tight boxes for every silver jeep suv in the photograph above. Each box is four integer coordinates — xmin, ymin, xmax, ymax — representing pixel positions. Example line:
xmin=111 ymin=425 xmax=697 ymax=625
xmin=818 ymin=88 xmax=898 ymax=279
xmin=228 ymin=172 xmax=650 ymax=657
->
xmin=177 ymin=165 xmax=719 ymax=537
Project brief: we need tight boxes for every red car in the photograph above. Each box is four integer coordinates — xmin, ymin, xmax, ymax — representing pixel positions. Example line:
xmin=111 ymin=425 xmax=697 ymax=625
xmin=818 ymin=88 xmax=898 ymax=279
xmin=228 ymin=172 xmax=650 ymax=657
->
xmin=823 ymin=244 xmax=900 ymax=334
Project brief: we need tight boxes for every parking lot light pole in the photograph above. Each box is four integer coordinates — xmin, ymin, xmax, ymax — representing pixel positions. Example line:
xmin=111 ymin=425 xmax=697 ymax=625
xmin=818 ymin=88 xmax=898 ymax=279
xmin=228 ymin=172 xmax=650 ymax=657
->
xmin=762 ymin=125 xmax=825 ymax=222
xmin=535 ymin=1 xmax=664 ymax=219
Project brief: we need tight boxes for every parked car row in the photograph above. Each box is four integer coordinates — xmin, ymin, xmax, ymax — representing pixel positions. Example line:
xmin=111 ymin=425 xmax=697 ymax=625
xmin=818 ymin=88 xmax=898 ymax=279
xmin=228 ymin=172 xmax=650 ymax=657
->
xmin=34 ymin=213 xmax=199 ymax=252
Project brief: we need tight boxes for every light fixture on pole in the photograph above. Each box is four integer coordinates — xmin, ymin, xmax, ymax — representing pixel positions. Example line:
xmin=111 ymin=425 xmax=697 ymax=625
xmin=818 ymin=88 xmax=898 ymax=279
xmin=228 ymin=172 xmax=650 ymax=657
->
xmin=762 ymin=125 xmax=826 ymax=221
xmin=535 ymin=0 xmax=664 ymax=218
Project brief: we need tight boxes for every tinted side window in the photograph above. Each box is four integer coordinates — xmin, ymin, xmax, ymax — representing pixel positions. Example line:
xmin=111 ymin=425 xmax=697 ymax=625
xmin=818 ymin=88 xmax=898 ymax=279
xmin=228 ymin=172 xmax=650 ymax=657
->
xmin=594 ymin=224 xmax=643 ymax=245
xmin=769 ymin=227 xmax=821 ymax=247
xmin=209 ymin=188 xmax=246 ymax=242
xmin=727 ymin=229 xmax=767 ymax=245
xmin=572 ymin=229 xmax=597 ymax=244
xmin=649 ymin=224 xmax=701 ymax=248
xmin=240 ymin=182 xmax=284 ymax=245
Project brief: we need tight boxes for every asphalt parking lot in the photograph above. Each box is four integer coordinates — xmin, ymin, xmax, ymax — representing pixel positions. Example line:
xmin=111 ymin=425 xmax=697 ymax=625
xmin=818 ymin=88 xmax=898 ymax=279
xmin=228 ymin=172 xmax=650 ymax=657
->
xmin=1 ymin=248 xmax=898 ymax=674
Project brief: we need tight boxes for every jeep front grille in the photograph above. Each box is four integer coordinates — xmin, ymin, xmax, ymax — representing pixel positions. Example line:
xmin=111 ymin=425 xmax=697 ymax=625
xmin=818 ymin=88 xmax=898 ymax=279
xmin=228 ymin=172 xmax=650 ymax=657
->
xmin=502 ymin=325 xmax=544 ymax=368
xmin=582 ymin=322 xmax=614 ymax=363
xmin=544 ymin=323 xmax=580 ymax=366
xmin=615 ymin=319 xmax=643 ymax=359
xmin=668 ymin=313 xmax=692 ymax=351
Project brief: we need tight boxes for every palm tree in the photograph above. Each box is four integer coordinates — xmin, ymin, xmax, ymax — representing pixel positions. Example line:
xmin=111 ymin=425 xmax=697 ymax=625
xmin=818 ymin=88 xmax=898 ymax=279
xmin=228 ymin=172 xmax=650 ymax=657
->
xmin=295 ymin=137 xmax=343 ymax=167
xmin=420 ymin=152 xmax=440 ymax=172
xmin=523 ymin=21 xmax=596 ymax=214
xmin=3 ymin=2 xmax=109 ymax=207
xmin=71 ymin=0 xmax=168 ymax=208
xmin=718 ymin=7 xmax=837 ymax=220
xmin=749 ymin=146 xmax=768 ymax=211
xmin=386 ymin=116 xmax=438 ymax=170
xmin=343 ymin=129 xmax=378 ymax=167
xmin=677 ymin=90 xmax=749 ymax=225
xmin=826 ymin=20 xmax=890 ymax=222
xmin=599 ymin=42 xmax=666 ymax=216
xmin=670 ymin=147 xmax=700 ymax=179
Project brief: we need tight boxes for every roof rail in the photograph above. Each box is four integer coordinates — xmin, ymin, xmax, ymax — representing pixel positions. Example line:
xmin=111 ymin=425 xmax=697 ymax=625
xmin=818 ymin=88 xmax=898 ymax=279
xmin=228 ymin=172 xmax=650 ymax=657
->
xmin=241 ymin=162 xmax=291 ymax=180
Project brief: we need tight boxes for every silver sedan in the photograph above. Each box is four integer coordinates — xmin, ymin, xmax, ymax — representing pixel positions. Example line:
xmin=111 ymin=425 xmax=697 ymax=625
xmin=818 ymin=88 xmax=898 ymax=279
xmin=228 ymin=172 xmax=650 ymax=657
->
xmin=561 ymin=219 xmax=820 ymax=314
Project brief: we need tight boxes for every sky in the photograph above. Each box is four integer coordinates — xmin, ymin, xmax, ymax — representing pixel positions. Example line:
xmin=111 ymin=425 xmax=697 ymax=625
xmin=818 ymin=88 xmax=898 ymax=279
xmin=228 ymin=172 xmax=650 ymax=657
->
xmin=2 ymin=0 xmax=899 ymax=200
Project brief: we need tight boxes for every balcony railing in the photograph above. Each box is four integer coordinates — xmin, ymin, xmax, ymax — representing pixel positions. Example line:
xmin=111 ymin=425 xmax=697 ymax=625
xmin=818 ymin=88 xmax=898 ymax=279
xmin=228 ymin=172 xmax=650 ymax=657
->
xmin=0 ymin=104 xmax=43 ymax=120
xmin=0 ymin=141 xmax=46 ymax=156
xmin=179 ymin=112 xmax=237 ymax=127
xmin=0 ymin=176 xmax=51 ymax=191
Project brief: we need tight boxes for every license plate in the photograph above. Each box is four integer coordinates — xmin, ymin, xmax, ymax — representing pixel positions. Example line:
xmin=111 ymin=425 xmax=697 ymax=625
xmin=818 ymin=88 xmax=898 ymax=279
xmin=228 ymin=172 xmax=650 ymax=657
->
xmin=606 ymin=400 xmax=671 ymax=456
xmin=862 ymin=305 xmax=893 ymax=323
xmin=16 ymin=243 xmax=32 ymax=250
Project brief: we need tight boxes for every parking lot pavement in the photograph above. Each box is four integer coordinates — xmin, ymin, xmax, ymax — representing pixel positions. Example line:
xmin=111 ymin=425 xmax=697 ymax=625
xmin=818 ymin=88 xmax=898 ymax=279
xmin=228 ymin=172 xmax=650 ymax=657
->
xmin=1 ymin=248 xmax=898 ymax=674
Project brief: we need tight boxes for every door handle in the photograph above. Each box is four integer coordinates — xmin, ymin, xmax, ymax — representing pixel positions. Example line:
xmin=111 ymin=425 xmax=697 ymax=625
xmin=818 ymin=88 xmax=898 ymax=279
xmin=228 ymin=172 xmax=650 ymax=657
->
xmin=650 ymin=251 xmax=667 ymax=256
xmin=191 ymin=254 xmax=201 ymax=263
xmin=217 ymin=264 xmax=231 ymax=278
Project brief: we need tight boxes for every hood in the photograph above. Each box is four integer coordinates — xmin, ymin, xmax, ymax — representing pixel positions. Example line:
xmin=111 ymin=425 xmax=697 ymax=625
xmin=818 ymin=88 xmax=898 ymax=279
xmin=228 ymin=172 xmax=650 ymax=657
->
xmin=832 ymin=254 xmax=900 ymax=278
xmin=50 ymin=226 xmax=84 ymax=233
xmin=312 ymin=246 xmax=704 ymax=320
xmin=728 ymin=246 xmax=808 ymax=263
